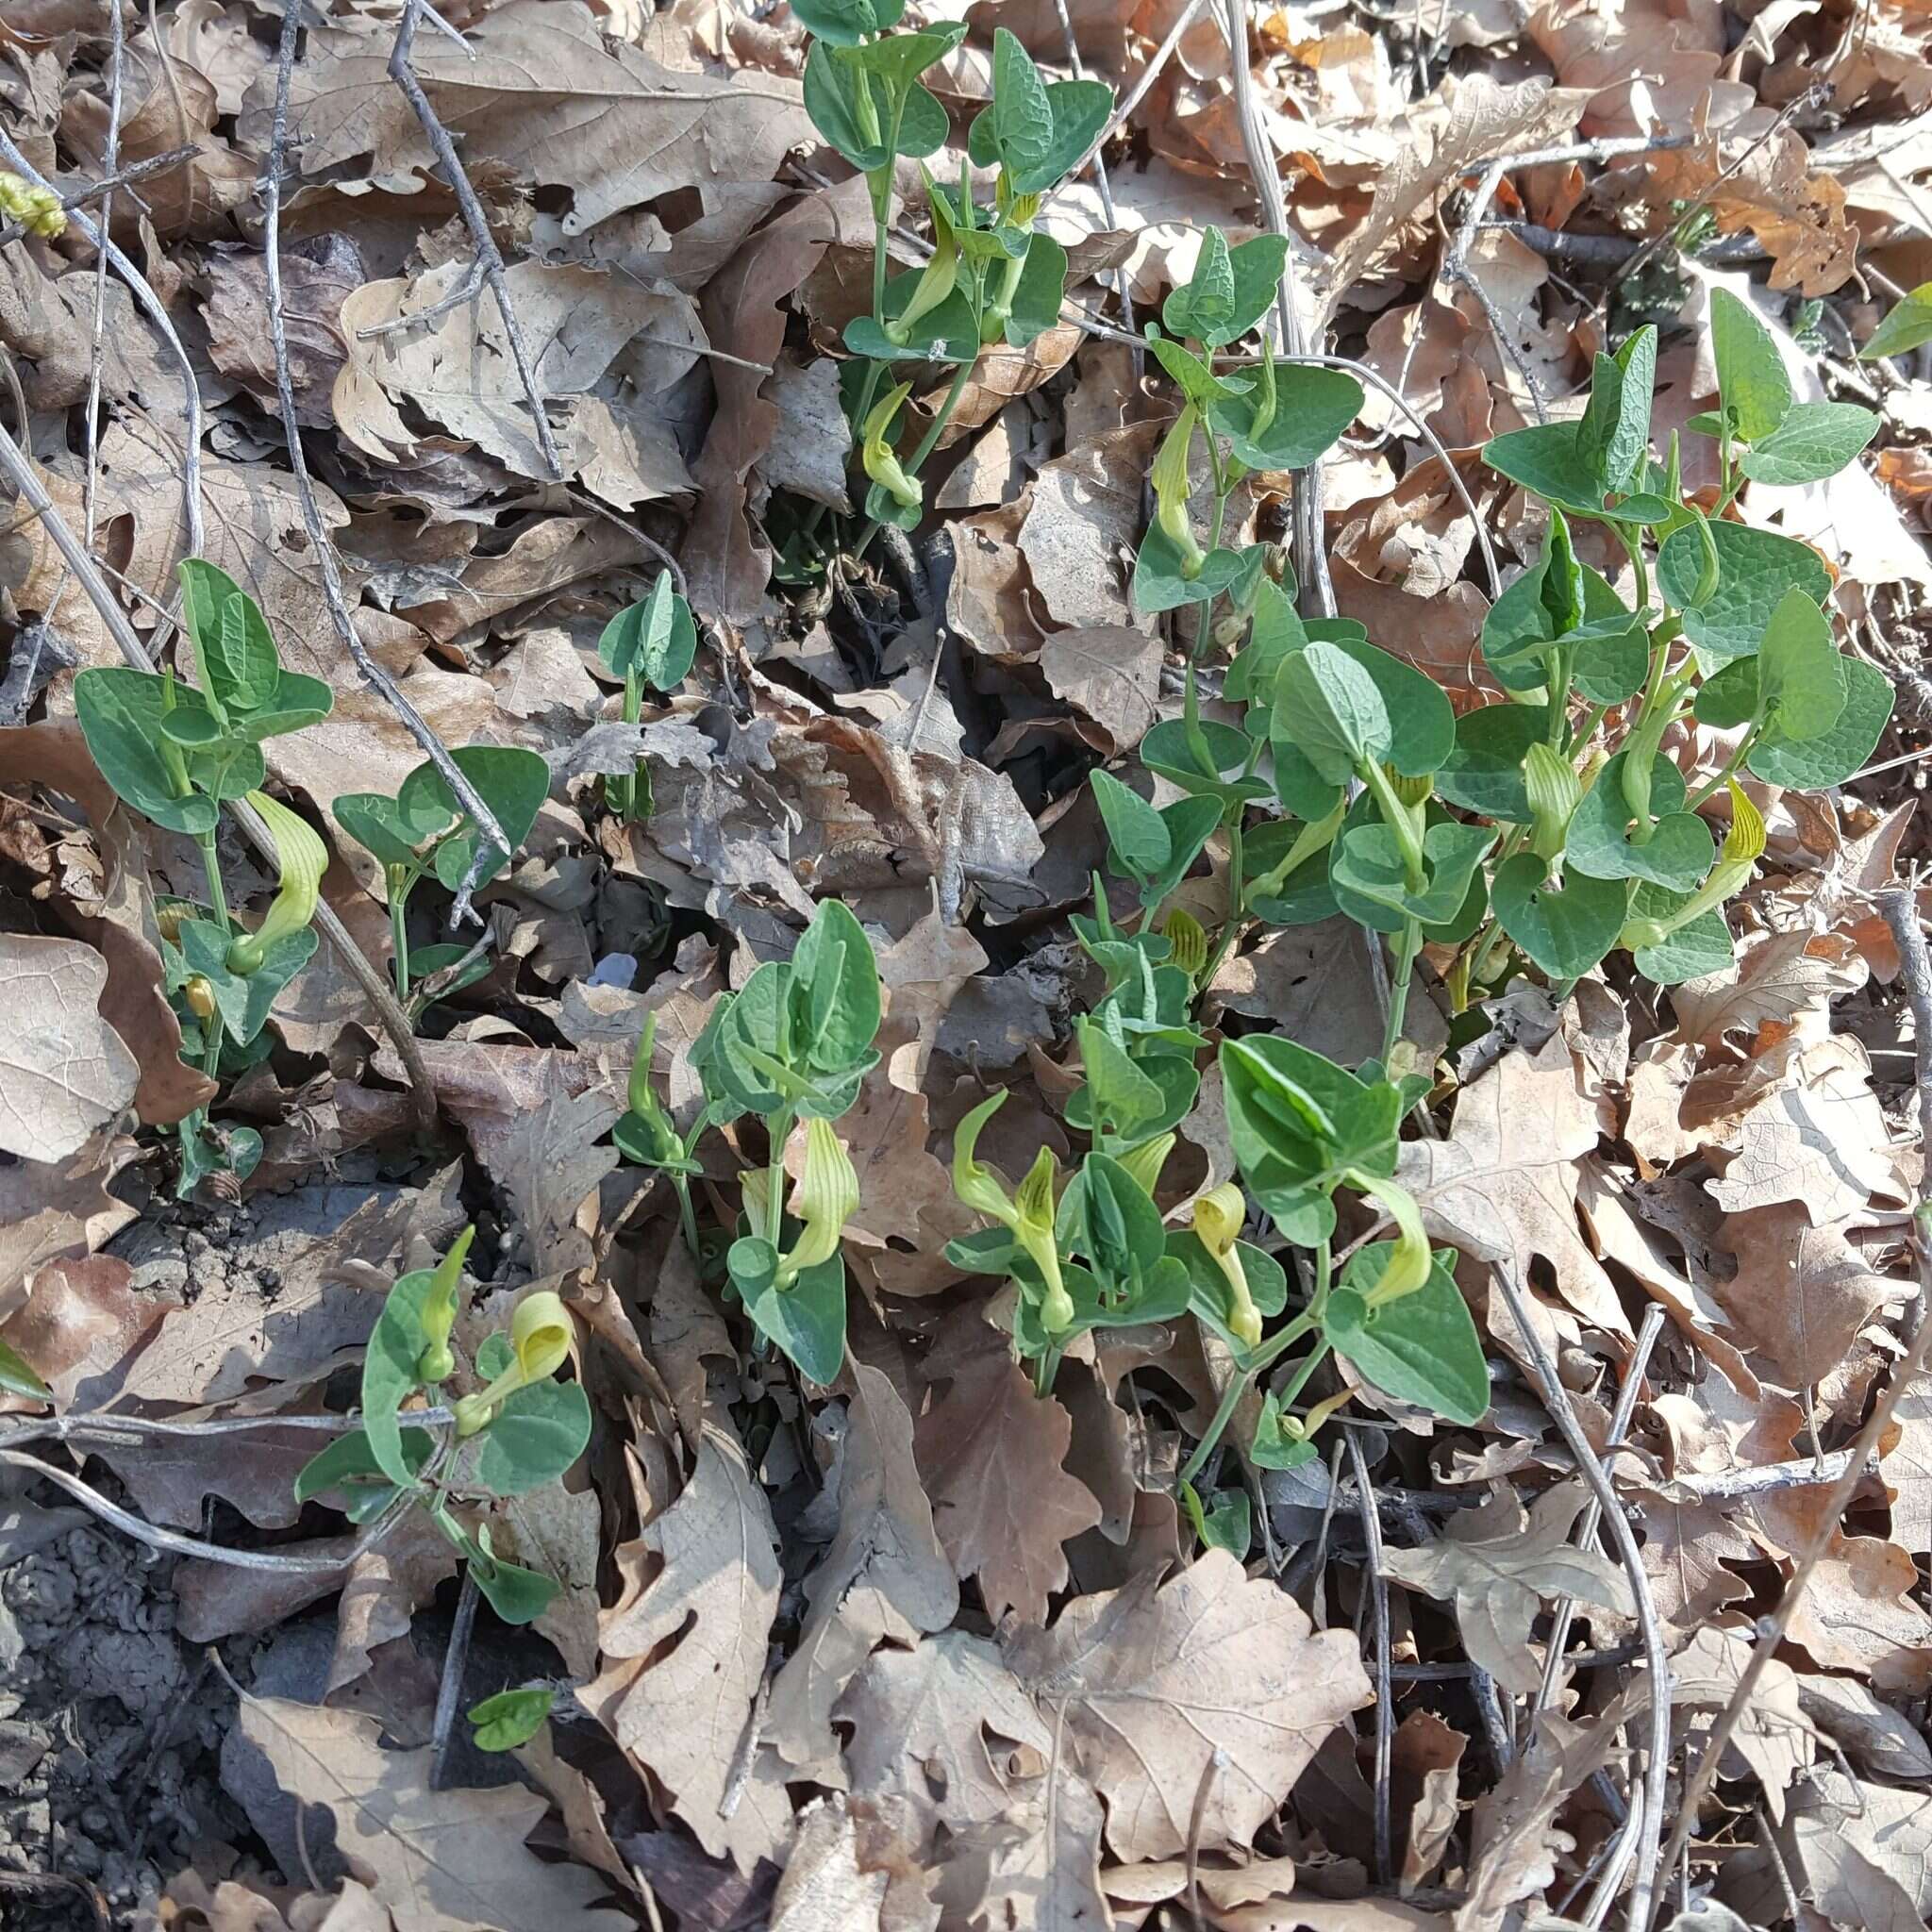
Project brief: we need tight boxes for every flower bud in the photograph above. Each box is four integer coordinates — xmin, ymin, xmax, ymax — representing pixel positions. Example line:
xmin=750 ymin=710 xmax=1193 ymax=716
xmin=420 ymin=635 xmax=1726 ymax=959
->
xmin=415 ymin=1224 xmax=475 ymax=1384
xmin=1523 ymin=741 xmax=1581 ymax=863
xmin=862 ymin=383 xmax=922 ymax=514
xmin=775 ymin=1118 xmax=858 ymax=1288
xmin=1151 ymin=405 xmax=1205 ymax=578
xmin=1191 ymin=1183 xmax=1260 ymax=1347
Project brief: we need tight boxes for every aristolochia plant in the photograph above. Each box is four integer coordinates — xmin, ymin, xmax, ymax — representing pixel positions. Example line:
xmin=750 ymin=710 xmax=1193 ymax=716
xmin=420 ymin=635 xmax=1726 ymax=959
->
xmin=617 ymin=896 xmax=883 ymax=1386
xmin=75 ymin=558 xmax=337 ymax=1192
xmin=293 ymin=1225 xmax=591 ymax=1624
xmin=796 ymin=9 xmax=1108 ymax=556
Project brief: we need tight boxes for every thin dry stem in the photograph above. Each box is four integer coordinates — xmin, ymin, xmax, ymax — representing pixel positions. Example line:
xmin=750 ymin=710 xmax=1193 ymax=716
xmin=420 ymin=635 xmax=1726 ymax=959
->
xmin=1344 ymin=1426 xmax=1393 ymax=1885
xmin=262 ymin=2 xmax=512 ymax=930
xmin=1491 ymin=1262 xmax=1668 ymax=1932
xmin=386 ymin=0 xmax=566 ymax=481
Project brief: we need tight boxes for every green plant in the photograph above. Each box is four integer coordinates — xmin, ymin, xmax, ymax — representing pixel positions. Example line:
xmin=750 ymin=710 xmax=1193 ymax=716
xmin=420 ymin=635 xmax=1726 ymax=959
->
xmin=616 ymin=896 xmax=882 ymax=1385
xmin=468 ymin=1686 xmax=556 ymax=1752
xmin=1107 ymin=299 xmax=1890 ymax=1078
xmin=597 ymin=569 xmax=696 ymax=823
xmin=1860 ymin=277 xmax=1932 ymax=361
xmin=293 ymin=1226 xmax=591 ymax=1624
xmin=74 ymin=558 xmax=337 ymax=1192
xmin=334 ymin=743 xmax=549 ymax=1010
xmin=797 ymin=13 xmax=1108 ymax=557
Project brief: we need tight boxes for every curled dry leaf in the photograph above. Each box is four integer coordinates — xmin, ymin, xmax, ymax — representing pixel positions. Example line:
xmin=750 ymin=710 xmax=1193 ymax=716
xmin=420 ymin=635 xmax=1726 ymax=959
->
xmin=1381 ymin=1484 xmax=1634 ymax=1695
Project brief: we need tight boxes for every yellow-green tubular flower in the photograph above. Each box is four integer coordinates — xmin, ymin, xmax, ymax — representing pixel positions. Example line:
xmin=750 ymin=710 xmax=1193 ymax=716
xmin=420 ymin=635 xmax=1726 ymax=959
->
xmin=1116 ymin=1131 xmax=1175 ymax=1199
xmin=1191 ymin=1182 xmax=1259 ymax=1348
xmin=776 ymin=1118 xmax=858 ymax=1289
xmin=884 ymin=192 xmax=958 ymax=348
xmin=1248 ymin=339 xmax=1278 ymax=443
xmin=1345 ymin=1170 xmax=1431 ymax=1306
xmin=1013 ymin=1145 xmax=1073 ymax=1333
xmin=0 ymin=172 xmax=64 ymax=239
xmin=226 ymin=791 xmax=326 ymax=974
xmin=951 ymin=1090 xmax=1016 ymax=1225
xmin=1163 ymin=908 xmax=1209 ymax=979
xmin=455 ymin=1291 xmax=574 ymax=1437
xmin=627 ymin=1011 xmax=658 ymax=1120
xmin=862 ymin=384 xmax=922 ymax=514
xmin=1523 ymin=741 xmax=1582 ymax=863
xmin=1152 ymin=405 xmax=1206 ymax=578
xmin=1620 ymin=779 xmax=1765 ymax=952
xmin=416 ymin=1224 xmax=475 ymax=1384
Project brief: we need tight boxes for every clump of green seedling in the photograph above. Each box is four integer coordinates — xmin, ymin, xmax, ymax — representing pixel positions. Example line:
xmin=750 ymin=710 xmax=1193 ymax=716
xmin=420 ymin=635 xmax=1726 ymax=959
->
xmin=616 ymin=895 xmax=882 ymax=1386
xmin=334 ymin=744 xmax=550 ymax=1014
xmin=293 ymin=1226 xmax=591 ymax=1624
xmin=75 ymin=559 xmax=337 ymax=1192
xmin=791 ymin=10 xmax=1108 ymax=559
xmin=597 ymin=568 xmax=696 ymax=824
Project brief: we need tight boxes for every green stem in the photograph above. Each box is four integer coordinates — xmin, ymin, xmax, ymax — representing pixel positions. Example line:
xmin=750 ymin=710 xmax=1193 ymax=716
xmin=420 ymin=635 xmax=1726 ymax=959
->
xmin=1361 ymin=760 xmax=1427 ymax=892
xmin=764 ymin=1108 xmax=793 ymax=1252
xmin=1685 ymin=724 xmax=1759 ymax=811
xmin=1382 ymin=918 xmax=1423 ymax=1067
xmin=853 ymin=351 xmax=976 ymax=563
xmin=1195 ymin=813 xmax=1246 ymax=999
xmin=197 ymin=831 xmax=229 ymax=934
xmin=672 ymin=1173 xmax=701 ymax=1264
xmin=391 ymin=890 xmax=411 ymax=1004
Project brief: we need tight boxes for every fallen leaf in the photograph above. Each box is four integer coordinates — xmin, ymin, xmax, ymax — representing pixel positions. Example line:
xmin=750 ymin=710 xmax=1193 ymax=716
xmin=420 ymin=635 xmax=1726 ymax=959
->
xmin=0 ymin=1255 xmax=173 ymax=1411
xmin=0 ymin=933 xmax=139 ymax=1165
xmin=1786 ymin=1765 xmax=1932 ymax=1932
xmin=1382 ymin=1485 xmax=1633 ymax=1694
xmin=841 ymin=1628 xmax=1052 ymax=1851
xmin=589 ymin=1426 xmax=780 ymax=1870
xmin=767 ymin=1364 xmax=958 ymax=1778
xmin=915 ymin=1354 xmax=1103 ymax=1626
xmin=1005 ymin=1548 xmax=1371 ymax=1861
xmin=1399 ymin=1034 xmax=1629 ymax=1341
xmin=234 ymin=1694 xmax=631 ymax=1932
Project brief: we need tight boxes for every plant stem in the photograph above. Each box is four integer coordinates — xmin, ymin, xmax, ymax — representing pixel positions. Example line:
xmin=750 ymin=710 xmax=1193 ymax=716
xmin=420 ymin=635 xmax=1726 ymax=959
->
xmin=672 ymin=1173 xmax=701 ymax=1263
xmin=853 ymin=351 xmax=976 ymax=562
xmin=1196 ymin=813 xmax=1246 ymax=998
xmin=1382 ymin=917 xmax=1422 ymax=1066
xmin=1178 ymin=1292 xmax=1324 ymax=1488
xmin=197 ymin=830 xmax=229 ymax=933
xmin=391 ymin=890 xmax=411 ymax=1003
xmin=764 ymin=1109 xmax=793 ymax=1252
xmin=1685 ymin=724 xmax=1758 ymax=810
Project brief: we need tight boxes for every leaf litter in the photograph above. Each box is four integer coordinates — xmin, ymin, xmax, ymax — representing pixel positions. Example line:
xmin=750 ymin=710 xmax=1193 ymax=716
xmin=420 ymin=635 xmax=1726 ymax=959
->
xmin=0 ymin=0 xmax=1930 ymax=1928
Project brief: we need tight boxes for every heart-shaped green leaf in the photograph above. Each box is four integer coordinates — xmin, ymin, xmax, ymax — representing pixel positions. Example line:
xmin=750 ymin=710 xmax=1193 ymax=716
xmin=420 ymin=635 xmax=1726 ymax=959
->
xmin=1209 ymin=364 xmax=1362 ymax=471
xmin=733 ymin=1238 xmax=846 ymax=1385
xmin=1860 ymin=280 xmax=1932 ymax=361
xmin=1739 ymin=401 xmax=1877 ymax=485
xmin=1491 ymin=853 xmax=1629 ymax=977
xmin=1656 ymin=520 xmax=1831 ymax=666
xmin=1709 ymin=288 xmax=1792 ymax=442
xmin=1627 ymin=884 xmax=1735 ymax=985
xmin=73 ymin=668 xmax=222 ymax=835
xmin=1003 ymin=232 xmax=1067 ymax=347
xmin=1564 ymin=750 xmax=1714 ymax=889
xmin=174 ymin=916 xmax=316 ymax=1045
xmin=599 ymin=572 xmax=697 ymax=691
xmin=1746 ymin=653 xmax=1892 ymax=789
xmin=473 ymin=1379 xmax=591 ymax=1496
xmin=294 ymin=1424 xmax=434 ymax=1518
xmin=1436 ymin=703 xmax=1548 ymax=820
xmin=361 ymin=1266 xmax=437 ymax=1491
xmin=417 ymin=745 xmax=551 ymax=892
xmin=1273 ymin=639 xmax=1392 ymax=786
xmin=1332 ymin=819 xmax=1496 ymax=932
xmin=1325 ymin=1247 xmax=1489 ymax=1424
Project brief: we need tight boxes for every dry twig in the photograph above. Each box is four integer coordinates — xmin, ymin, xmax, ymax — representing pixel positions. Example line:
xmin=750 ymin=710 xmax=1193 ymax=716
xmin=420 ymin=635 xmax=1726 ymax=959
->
xmin=1650 ymin=888 xmax=1932 ymax=1920
xmin=1344 ymin=1426 xmax=1393 ymax=1885
xmin=261 ymin=2 xmax=513 ymax=931
xmin=380 ymin=0 xmax=565 ymax=482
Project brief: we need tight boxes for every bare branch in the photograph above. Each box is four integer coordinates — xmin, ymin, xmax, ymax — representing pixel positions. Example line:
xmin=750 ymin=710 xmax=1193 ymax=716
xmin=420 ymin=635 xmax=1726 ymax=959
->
xmin=386 ymin=0 xmax=567 ymax=483
xmin=262 ymin=1 xmax=513 ymax=931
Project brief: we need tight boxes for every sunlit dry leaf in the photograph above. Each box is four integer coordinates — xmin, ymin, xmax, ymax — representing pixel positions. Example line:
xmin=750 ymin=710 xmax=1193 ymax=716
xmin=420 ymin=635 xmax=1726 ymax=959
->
xmin=234 ymin=1695 xmax=631 ymax=1932
xmin=0 ymin=933 xmax=138 ymax=1165
xmin=589 ymin=1426 xmax=781 ymax=1871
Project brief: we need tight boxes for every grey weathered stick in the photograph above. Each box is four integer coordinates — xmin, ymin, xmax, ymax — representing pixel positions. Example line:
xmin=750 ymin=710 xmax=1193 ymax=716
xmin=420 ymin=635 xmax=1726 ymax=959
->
xmin=385 ymin=0 xmax=565 ymax=482
xmin=1345 ymin=1426 xmax=1393 ymax=1885
xmin=1534 ymin=1305 xmax=1664 ymax=1721
xmin=0 ymin=144 xmax=199 ymax=249
xmin=429 ymin=1566 xmax=482 ymax=1790
xmin=1491 ymin=1262 xmax=1669 ymax=1932
xmin=1650 ymin=890 xmax=1932 ymax=1925
xmin=0 ymin=414 xmax=440 ymax=1128
xmin=261 ymin=2 xmax=512 ymax=931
